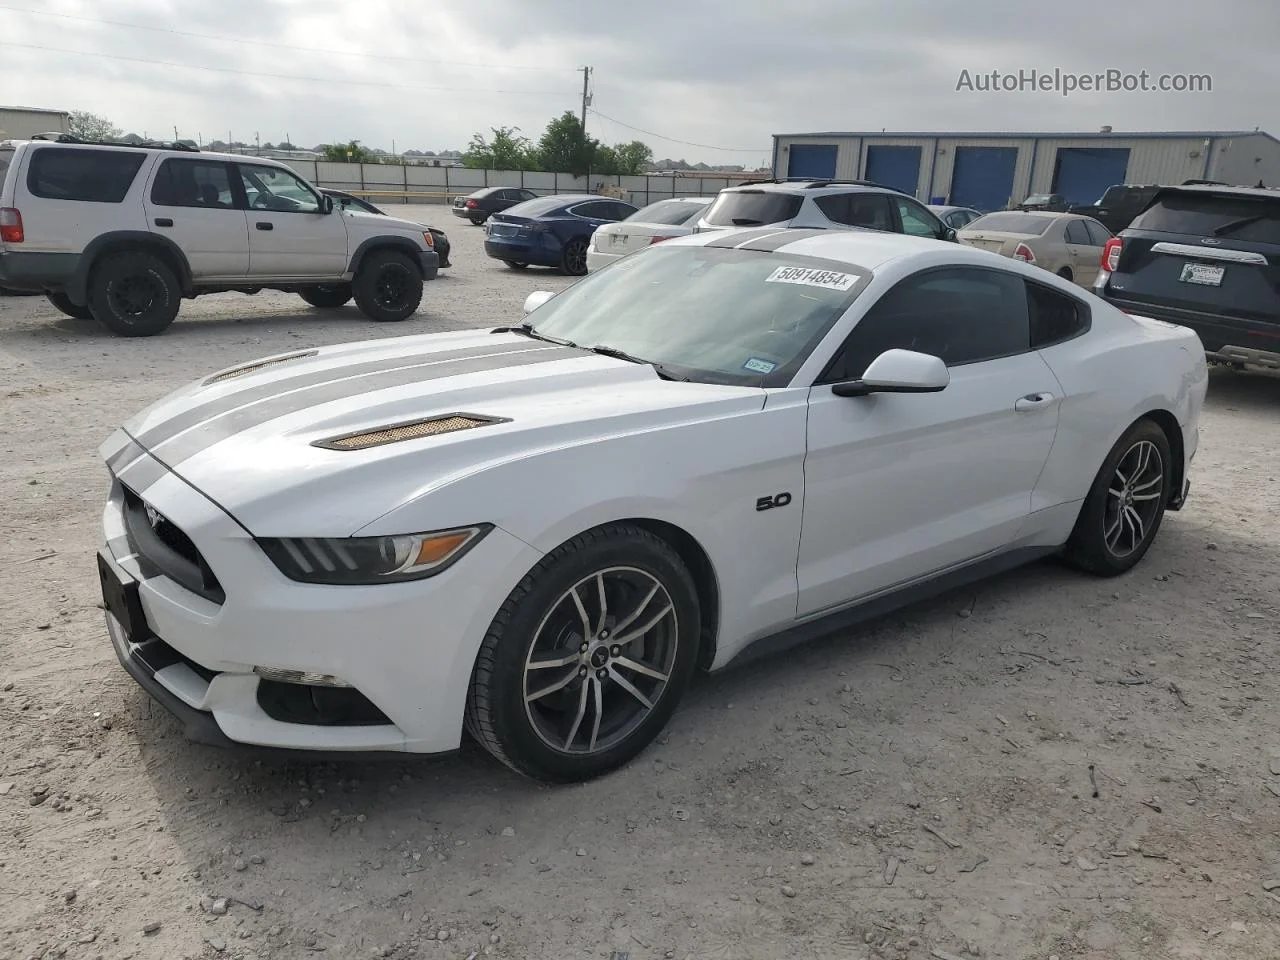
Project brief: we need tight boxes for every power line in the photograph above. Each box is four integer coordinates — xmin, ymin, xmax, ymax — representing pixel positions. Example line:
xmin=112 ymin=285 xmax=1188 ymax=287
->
xmin=0 ymin=3 xmax=570 ymax=73
xmin=0 ymin=41 xmax=578 ymax=97
xmin=588 ymin=108 xmax=764 ymax=153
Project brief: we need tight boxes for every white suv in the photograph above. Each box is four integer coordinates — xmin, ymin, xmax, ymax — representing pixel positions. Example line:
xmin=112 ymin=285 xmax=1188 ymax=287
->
xmin=693 ymin=179 xmax=958 ymax=242
xmin=0 ymin=135 xmax=439 ymax=336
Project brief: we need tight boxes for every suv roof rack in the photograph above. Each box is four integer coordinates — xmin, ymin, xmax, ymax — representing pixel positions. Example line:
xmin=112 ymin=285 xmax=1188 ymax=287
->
xmin=29 ymin=132 xmax=200 ymax=153
xmin=732 ymin=177 xmax=905 ymax=192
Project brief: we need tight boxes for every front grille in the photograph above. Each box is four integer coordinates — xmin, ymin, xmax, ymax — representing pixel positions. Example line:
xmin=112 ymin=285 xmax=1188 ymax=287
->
xmin=121 ymin=485 xmax=225 ymax=604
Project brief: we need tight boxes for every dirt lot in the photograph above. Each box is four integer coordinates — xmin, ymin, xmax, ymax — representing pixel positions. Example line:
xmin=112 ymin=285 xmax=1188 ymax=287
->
xmin=1 ymin=213 xmax=1278 ymax=960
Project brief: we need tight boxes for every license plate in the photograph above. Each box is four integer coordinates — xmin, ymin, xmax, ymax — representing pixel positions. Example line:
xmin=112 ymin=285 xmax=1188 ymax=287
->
xmin=611 ymin=234 xmax=628 ymax=246
xmin=97 ymin=550 xmax=151 ymax=646
xmin=1179 ymin=262 xmax=1225 ymax=286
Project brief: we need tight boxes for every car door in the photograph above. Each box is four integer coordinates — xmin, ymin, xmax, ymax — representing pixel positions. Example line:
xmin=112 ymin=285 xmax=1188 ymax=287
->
xmin=1063 ymin=219 xmax=1101 ymax=285
xmin=235 ymin=163 xmax=349 ymax=278
xmin=145 ymin=157 xmax=249 ymax=280
xmin=796 ymin=266 xmax=1062 ymax=617
xmin=892 ymin=196 xmax=950 ymax=241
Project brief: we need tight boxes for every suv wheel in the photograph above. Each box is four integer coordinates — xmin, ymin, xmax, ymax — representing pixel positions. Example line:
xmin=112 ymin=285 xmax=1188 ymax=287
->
xmin=88 ymin=251 xmax=181 ymax=337
xmin=46 ymin=291 xmax=94 ymax=320
xmin=353 ymin=249 xmax=423 ymax=323
xmin=298 ymin=284 xmax=353 ymax=309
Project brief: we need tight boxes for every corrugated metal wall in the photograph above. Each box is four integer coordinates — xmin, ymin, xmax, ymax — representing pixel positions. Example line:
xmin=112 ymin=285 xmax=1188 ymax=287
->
xmin=1207 ymin=134 xmax=1280 ymax=187
xmin=0 ymin=109 xmax=69 ymax=140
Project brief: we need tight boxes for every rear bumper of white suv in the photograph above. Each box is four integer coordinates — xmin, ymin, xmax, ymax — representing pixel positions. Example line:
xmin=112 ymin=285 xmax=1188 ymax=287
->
xmin=0 ymin=250 xmax=79 ymax=292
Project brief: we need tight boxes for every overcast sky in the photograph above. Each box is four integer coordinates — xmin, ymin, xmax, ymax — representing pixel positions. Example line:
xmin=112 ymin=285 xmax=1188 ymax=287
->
xmin=2 ymin=0 xmax=1277 ymax=164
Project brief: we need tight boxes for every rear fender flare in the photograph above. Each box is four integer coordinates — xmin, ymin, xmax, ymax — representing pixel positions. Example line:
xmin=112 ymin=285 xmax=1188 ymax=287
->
xmin=67 ymin=232 xmax=194 ymax=305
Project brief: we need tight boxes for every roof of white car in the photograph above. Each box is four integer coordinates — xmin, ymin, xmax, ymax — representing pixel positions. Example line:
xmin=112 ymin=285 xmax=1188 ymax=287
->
xmin=676 ymin=226 xmax=1013 ymax=272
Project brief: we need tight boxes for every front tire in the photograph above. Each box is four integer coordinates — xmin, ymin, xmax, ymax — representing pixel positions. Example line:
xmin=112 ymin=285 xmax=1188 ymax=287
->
xmin=46 ymin=291 xmax=94 ymax=320
xmin=1064 ymin=419 xmax=1171 ymax=576
xmin=465 ymin=524 xmax=701 ymax=783
xmin=298 ymin=284 xmax=353 ymax=309
xmin=352 ymin=250 xmax=423 ymax=323
xmin=560 ymin=238 xmax=589 ymax=276
xmin=87 ymin=251 xmax=181 ymax=337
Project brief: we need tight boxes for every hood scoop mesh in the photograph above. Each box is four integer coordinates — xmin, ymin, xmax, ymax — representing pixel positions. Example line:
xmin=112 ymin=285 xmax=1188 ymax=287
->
xmin=313 ymin=413 xmax=506 ymax=451
xmin=205 ymin=350 xmax=319 ymax=385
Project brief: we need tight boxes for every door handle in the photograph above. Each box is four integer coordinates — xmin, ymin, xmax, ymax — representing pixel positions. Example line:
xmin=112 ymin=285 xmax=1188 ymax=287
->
xmin=154 ymin=218 xmax=173 ymax=228
xmin=1014 ymin=392 xmax=1056 ymax=412
xmin=255 ymin=221 xmax=274 ymax=231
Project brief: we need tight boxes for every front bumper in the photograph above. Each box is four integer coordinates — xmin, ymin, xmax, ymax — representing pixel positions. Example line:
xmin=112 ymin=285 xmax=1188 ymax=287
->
xmin=417 ymin=249 xmax=440 ymax=282
xmin=98 ymin=435 xmax=543 ymax=754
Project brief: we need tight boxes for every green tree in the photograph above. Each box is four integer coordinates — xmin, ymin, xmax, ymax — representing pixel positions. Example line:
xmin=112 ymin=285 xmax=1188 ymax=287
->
xmin=535 ymin=111 xmax=595 ymax=177
xmin=610 ymin=140 xmax=654 ymax=176
xmin=321 ymin=140 xmax=378 ymax=163
xmin=67 ymin=111 xmax=121 ymax=141
xmin=462 ymin=126 xmax=534 ymax=170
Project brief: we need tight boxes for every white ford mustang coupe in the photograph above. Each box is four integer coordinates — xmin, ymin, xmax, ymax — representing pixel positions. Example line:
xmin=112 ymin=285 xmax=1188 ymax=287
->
xmin=97 ymin=227 xmax=1207 ymax=782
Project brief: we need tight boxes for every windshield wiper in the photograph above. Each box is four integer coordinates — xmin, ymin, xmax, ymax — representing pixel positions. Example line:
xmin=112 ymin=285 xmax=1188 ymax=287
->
xmin=492 ymin=322 xmax=577 ymax=347
xmin=586 ymin=344 xmax=687 ymax=381
xmin=1212 ymin=214 xmax=1265 ymax=236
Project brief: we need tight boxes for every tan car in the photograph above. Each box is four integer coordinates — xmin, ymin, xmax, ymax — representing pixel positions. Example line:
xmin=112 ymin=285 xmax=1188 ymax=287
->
xmin=957 ymin=211 xmax=1114 ymax=287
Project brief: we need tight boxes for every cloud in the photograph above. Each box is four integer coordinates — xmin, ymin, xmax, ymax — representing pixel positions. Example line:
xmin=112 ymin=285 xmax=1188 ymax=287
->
xmin=0 ymin=0 xmax=1275 ymax=162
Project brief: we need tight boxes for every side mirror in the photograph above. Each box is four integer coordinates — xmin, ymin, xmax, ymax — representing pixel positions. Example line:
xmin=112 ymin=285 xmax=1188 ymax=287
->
xmin=522 ymin=290 xmax=555 ymax=315
xmin=320 ymin=194 xmax=334 ymax=215
xmin=831 ymin=349 xmax=949 ymax=397
xmin=943 ymin=227 xmax=958 ymax=242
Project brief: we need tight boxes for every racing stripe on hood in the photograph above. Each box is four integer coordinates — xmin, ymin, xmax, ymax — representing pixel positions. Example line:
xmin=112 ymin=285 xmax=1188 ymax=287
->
xmin=142 ymin=344 xmax=589 ymax=466
xmin=130 ymin=339 xmax=556 ymax=451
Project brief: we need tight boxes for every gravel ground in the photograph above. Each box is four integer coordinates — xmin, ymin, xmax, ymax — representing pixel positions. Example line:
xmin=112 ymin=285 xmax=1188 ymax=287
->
xmin=2 ymin=214 xmax=1279 ymax=960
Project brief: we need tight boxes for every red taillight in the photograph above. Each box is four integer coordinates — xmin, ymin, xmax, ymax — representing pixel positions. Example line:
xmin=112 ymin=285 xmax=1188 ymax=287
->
xmin=1102 ymin=237 xmax=1123 ymax=272
xmin=0 ymin=208 xmax=23 ymax=243
xmin=648 ymin=235 xmax=676 ymax=245
xmin=465 ymin=199 xmax=477 ymax=209
xmin=1013 ymin=242 xmax=1035 ymax=263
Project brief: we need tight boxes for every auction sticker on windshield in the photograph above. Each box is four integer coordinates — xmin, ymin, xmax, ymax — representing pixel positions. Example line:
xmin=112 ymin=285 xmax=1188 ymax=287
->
xmin=764 ymin=266 xmax=858 ymax=291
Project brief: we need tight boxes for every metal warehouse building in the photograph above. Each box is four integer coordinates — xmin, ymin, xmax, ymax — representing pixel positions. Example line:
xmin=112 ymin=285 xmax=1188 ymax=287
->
xmin=771 ymin=129 xmax=1280 ymax=212
xmin=0 ymin=105 xmax=70 ymax=141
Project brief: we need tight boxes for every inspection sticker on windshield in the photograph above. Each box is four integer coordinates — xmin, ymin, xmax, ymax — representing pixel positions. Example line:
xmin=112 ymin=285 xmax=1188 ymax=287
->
xmin=743 ymin=357 xmax=777 ymax=374
xmin=765 ymin=266 xmax=858 ymax=291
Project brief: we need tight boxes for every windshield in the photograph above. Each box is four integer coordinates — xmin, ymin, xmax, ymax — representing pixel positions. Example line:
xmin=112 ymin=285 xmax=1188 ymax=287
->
xmin=703 ymin=191 xmax=803 ymax=227
xmin=1129 ymin=193 xmax=1280 ymax=243
xmin=525 ymin=245 xmax=869 ymax=387
xmin=627 ymin=199 xmax=709 ymax=226
xmin=966 ymin=212 xmax=1055 ymax=234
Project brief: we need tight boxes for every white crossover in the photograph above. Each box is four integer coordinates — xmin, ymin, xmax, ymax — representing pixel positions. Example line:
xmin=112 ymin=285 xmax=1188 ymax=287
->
xmin=97 ymin=227 xmax=1208 ymax=782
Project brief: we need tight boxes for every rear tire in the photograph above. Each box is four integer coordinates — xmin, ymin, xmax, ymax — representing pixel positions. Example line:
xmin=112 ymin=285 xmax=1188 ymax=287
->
xmin=1064 ymin=419 xmax=1171 ymax=576
xmin=87 ymin=251 xmax=181 ymax=337
xmin=465 ymin=523 xmax=700 ymax=783
xmin=1056 ymin=266 xmax=1074 ymax=281
xmin=46 ymin=291 xmax=94 ymax=320
xmin=470 ymin=214 xmax=487 ymax=226
xmin=560 ymin=238 xmax=589 ymax=276
xmin=298 ymin=284 xmax=353 ymax=309
xmin=353 ymin=250 xmax=423 ymax=323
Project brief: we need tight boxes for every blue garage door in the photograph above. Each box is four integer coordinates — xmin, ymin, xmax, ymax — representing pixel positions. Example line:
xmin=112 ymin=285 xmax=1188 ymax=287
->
xmin=787 ymin=144 xmax=838 ymax=179
xmin=1052 ymin=147 xmax=1130 ymax=206
xmin=864 ymin=146 xmax=922 ymax=197
xmin=950 ymin=146 xmax=1018 ymax=212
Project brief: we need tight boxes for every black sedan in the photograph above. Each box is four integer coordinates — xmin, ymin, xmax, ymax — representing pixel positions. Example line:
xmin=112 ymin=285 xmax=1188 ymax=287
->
xmin=451 ymin=187 xmax=540 ymax=225
xmin=321 ymin=189 xmax=451 ymax=269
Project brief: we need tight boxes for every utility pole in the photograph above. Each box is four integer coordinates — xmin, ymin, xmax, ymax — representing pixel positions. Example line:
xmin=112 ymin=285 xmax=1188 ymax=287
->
xmin=580 ymin=65 xmax=592 ymax=185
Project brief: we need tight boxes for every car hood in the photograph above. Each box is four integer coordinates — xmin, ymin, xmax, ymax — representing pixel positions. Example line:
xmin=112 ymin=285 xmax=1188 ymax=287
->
xmin=343 ymin=209 xmax=431 ymax=233
xmin=106 ymin=330 xmax=765 ymax=536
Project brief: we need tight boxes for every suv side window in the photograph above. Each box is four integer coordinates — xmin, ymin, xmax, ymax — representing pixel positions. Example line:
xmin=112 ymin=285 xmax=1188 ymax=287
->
xmin=894 ymin=197 xmax=945 ymax=239
xmin=1083 ymin=219 xmax=1112 ymax=246
xmin=151 ymin=159 xmax=237 ymax=209
xmin=815 ymin=194 xmax=893 ymax=230
xmin=1064 ymin=220 xmax=1091 ymax=245
xmin=824 ymin=267 xmax=1029 ymax=380
xmin=27 ymin=147 xmax=147 ymax=203
xmin=237 ymin=164 xmax=321 ymax=213
xmin=1028 ymin=281 xmax=1090 ymax=348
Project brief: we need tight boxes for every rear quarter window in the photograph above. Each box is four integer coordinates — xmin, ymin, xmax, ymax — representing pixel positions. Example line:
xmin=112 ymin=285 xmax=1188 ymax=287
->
xmin=1130 ymin=193 xmax=1280 ymax=244
xmin=27 ymin=147 xmax=147 ymax=203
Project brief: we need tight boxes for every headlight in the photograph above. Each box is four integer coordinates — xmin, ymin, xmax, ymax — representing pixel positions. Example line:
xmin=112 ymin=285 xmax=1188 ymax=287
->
xmin=258 ymin=525 xmax=491 ymax=584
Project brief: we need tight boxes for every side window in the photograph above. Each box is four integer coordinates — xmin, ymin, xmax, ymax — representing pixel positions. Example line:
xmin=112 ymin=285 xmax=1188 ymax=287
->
xmin=607 ymin=202 xmax=636 ymax=221
xmin=237 ymin=164 xmax=321 ymax=213
xmin=894 ymin=197 xmax=943 ymax=238
xmin=1064 ymin=220 xmax=1091 ymax=245
xmin=151 ymin=159 xmax=236 ymax=209
xmin=26 ymin=148 xmax=146 ymax=203
xmin=825 ymin=267 xmax=1030 ymax=380
xmin=519 ymin=189 xmax=539 ymax=201
xmin=815 ymin=194 xmax=893 ymax=230
xmin=945 ymin=211 xmax=965 ymax=228
xmin=570 ymin=201 xmax=611 ymax=219
xmin=1028 ymin=281 xmax=1090 ymax=348
xmin=1084 ymin=219 xmax=1112 ymax=246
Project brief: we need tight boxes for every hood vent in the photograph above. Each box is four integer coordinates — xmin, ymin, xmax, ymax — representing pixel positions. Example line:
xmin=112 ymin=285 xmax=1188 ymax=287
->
xmin=204 ymin=350 xmax=319 ymax=386
xmin=313 ymin=413 xmax=507 ymax=451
